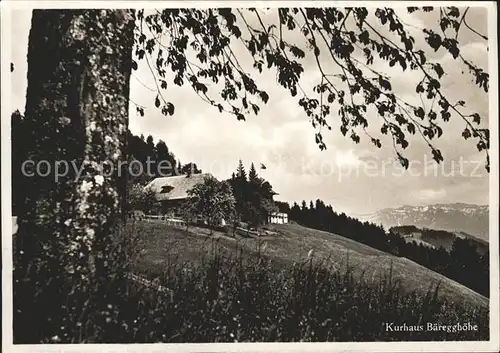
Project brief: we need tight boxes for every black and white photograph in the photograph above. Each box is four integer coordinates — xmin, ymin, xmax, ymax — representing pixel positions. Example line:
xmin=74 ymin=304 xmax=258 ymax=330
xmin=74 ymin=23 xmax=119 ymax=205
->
xmin=1 ymin=1 xmax=499 ymax=352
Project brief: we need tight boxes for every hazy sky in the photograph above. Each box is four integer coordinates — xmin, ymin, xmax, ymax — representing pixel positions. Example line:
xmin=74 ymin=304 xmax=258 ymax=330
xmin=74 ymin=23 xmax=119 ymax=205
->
xmin=9 ymin=6 xmax=491 ymax=215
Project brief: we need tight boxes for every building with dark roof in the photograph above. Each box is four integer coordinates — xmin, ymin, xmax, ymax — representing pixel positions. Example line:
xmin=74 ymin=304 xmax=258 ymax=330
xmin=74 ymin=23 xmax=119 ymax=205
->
xmin=145 ymin=173 xmax=214 ymax=216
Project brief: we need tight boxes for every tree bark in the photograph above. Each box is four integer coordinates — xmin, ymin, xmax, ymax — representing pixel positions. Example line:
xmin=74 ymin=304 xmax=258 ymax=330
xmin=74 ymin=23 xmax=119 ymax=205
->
xmin=14 ymin=9 xmax=135 ymax=341
xmin=21 ymin=8 xmax=134 ymax=272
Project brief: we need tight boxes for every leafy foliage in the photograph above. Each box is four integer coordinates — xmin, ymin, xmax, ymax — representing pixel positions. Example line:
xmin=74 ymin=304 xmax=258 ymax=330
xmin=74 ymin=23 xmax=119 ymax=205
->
xmin=186 ymin=175 xmax=237 ymax=232
xmin=179 ymin=199 xmax=198 ymax=231
xmin=127 ymin=183 xmax=157 ymax=213
xmin=132 ymin=7 xmax=490 ymax=171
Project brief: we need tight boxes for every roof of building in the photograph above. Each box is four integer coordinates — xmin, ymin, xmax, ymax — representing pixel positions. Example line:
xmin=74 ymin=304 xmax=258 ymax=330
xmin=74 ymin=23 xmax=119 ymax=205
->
xmin=269 ymin=212 xmax=288 ymax=217
xmin=145 ymin=173 xmax=215 ymax=201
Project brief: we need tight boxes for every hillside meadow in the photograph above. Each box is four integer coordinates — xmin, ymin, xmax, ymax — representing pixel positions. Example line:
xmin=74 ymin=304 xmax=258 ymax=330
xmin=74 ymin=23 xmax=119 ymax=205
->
xmin=84 ymin=220 xmax=489 ymax=343
xmin=13 ymin=219 xmax=489 ymax=343
xmin=134 ymin=221 xmax=488 ymax=309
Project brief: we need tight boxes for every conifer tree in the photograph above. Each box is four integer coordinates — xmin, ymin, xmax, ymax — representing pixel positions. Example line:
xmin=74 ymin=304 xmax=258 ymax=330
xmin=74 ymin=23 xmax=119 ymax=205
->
xmin=248 ymin=162 xmax=259 ymax=183
xmin=236 ymin=159 xmax=247 ymax=180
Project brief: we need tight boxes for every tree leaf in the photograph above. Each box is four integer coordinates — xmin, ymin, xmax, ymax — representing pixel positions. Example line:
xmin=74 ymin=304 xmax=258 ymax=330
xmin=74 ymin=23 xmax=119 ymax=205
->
xmin=259 ymin=91 xmax=269 ymax=103
xmin=425 ymin=31 xmax=442 ymax=51
xmin=432 ymin=63 xmax=444 ymax=78
xmin=432 ymin=148 xmax=444 ymax=163
xmin=378 ymin=76 xmax=392 ymax=91
xmin=414 ymin=107 xmax=425 ymax=119
xmin=166 ymin=102 xmax=175 ymax=116
xmin=397 ymin=153 xmax=409 ymax=169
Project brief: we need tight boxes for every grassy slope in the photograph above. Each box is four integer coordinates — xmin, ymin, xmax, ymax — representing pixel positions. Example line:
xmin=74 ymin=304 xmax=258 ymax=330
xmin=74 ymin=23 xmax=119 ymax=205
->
xmin=132 ymin=220 xmax=488 ymax=309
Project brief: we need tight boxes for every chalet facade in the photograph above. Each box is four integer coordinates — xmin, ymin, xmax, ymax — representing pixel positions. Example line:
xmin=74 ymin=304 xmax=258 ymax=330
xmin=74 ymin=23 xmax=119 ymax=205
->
xmin=268 ymin=212 xmax=288 ymax=224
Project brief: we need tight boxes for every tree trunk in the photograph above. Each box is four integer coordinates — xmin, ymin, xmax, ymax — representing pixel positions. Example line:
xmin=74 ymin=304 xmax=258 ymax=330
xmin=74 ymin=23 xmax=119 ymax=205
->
xmin=14 ymin=9 xmax=135 ymax=342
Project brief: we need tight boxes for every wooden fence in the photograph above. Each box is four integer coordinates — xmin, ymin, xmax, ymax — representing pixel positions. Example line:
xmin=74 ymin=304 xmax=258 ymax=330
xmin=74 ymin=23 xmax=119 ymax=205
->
xmin=143 ymin=215 xmax=187 ymax=227
xmin=141 ymin=215 xmax=278 ymax=238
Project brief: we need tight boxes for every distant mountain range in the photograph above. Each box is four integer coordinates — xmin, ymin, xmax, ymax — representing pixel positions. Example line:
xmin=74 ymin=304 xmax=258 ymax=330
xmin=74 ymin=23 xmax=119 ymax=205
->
xmin=357 ymin=203 xmax=489 ymax=242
